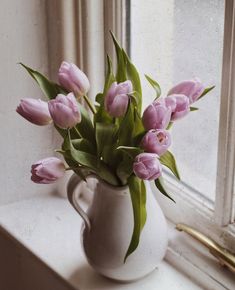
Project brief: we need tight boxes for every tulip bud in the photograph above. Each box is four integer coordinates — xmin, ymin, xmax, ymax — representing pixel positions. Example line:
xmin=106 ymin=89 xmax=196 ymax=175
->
xmin=166 ymin=94 xmax=190 ymax=121
xmin=105 ymin=80 xmax=133 ymax=117
xmin=142 ymin=99 xmax=172 ymax=130
xmin=141 ymin=129 xmax=171 ymax=156
xmin=168 ymin=78 xmax=205 ymax=104
xmin=31 ymin=157 xmax=65 ymax=184
xmin=58 ymin=61 xmax=90 ymax=96
xmin=16 ymin=98 xmax=52 ymax=126
xmin=48 ymin=93 xmax=81 ymax=129
xmin=133 ymin=153 xmax=162 ymax=180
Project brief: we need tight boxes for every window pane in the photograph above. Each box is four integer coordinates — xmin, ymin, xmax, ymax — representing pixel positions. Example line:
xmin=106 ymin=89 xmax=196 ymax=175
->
xmin=130 ymin=0 xmax=225 ymax=201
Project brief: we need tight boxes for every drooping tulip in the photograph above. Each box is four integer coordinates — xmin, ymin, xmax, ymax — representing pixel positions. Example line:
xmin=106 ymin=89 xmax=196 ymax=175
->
xmin=31 ymin=157 xmax=65 ymax=184
xmin=16 ymin=98 xmax=52 ymax=126
xmin=167 ymin=78 xmax=205 ymax=104
xmin=165 ymin=94 xmax=190 ymax=121
xmin=133 ymin=153 xmax=162 ymax=180
xmin=142 ymin=99 xmax=172 ymax=130
xmin=58 ymin=61 xmax=90 ymax=96
xmin=105 ymin=80 xmax=133 ymax=117
xmin=48 ymin=93 xmax=81 ymax=129
xmin=141 ymin=129 xmax=171 ymax=156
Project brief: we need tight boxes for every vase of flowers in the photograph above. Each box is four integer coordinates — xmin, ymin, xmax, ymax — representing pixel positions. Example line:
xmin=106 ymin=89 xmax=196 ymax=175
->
xmin=16 ymin=33 xmax=214 ymax=281
xmin=67 ymin=174 xmax=168 ymax=281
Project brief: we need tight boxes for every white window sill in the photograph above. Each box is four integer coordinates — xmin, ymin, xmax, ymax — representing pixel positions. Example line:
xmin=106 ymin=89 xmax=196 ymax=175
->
xmin=0 ymin=193 xmax=204 ymax=290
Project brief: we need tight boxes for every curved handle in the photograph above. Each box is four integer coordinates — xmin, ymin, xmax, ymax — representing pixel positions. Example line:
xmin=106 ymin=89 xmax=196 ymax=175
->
xmin=67 ymin=174 xmax=91 ymax=231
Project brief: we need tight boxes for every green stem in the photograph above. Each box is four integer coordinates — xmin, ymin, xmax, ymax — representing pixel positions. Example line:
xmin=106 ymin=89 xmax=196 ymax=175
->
xmin=83 ymin=95 xmax=96 ymax=114
xmin=73 ymin=126 xmax=82 ymax=138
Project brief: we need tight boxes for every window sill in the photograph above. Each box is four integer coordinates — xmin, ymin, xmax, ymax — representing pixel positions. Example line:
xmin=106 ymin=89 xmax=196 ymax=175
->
xmin=0 ymin=193 xmax=204 ymax=290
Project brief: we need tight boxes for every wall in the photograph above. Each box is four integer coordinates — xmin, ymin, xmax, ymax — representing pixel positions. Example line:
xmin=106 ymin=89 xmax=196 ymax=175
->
xmin=0 ymin=0 xmax=59 ymax=204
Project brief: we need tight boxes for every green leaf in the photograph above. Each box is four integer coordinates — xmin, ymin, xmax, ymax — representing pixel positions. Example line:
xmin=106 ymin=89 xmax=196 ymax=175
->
xmin=133 ymin=107 xmax=145 ymax=140
xmin=115 ymin=146 xmax=143 ymax=184
xmin=116 ymin=153 xmax=133 ymax=185
xmin=155 ymin=177 xmax=175 ymax=203
xmin=20 ymin=63 xmax=66 ymax=99
xmin=198 ymin=85 xmax=215 ymax=100
xmin=122 ymin=49 xmax=142 ymax=114
xmin=76 ymin=103 xmax=95 ymax=144
xmin=190 ymin=106 xmax=199 ymax=111
xmin=145 ymin=74 xmax=161 ymax=98
xmin=94 ymin=56 xmax=115 ymax=124
xmin=110 ymin=32 xmax=127 ymax=82
xmin=116 ymin=146 xmax=143 ymax=159
xmin=66 ymin=130 xmax=120 ymax=186
xmin=95 ymin=93 xmax=103 ymax=105
xmin=72 ymin=138 xmax=96 ymax=155
xmin=104 ymin=55 xmax=116 ymax=95
xmin=160 ymin=151 xmax=180 ymax=180
xmin=118 ymin=101 xmax=135 ymax=146
xmin=95 ymin=123 xmax=118 ymax=158
xmin=125 ymin=176 xmax=147 ymax=261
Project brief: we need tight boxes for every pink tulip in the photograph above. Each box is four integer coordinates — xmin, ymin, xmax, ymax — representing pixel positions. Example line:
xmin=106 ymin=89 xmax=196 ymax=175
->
xmin=58 ymin=61 xmax=90 ymax=96
xmin=31 ymin=157 xmax=65 ymax=184
xmin=166 ymin=94 xmax=190 ymax=121
xmin=16 ymin=98 xmax=52 ymax=126
xmin=168 ymin=78 xmax=205 ymax=104
xmin=133 ymin=153 xmax=162 ymax=180
xmin=48 ymin=93 xmax=81 ymax=129
xmin=142 ymin=99 xmax=172 ymax=130
xmin=141 ymin=129 xmax=171 ymax=156
xmin=105 ymin=80 xmax=133 ymax=117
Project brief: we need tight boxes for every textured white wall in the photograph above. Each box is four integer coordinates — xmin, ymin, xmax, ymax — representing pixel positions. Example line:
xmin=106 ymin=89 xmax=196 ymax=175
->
xmin=0 ymin=0 xmax=58 ymax=204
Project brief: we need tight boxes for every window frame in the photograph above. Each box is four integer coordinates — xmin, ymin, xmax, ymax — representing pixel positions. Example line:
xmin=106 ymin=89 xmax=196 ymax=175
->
xmin=149 ymin=0 xmax=235 ymax=251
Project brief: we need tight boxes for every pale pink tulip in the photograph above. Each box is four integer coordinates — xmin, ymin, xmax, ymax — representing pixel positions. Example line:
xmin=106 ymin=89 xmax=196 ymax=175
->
xmin=16 ymin=98 xmax=51 ymax=126
xmin=31 ymin=157 xmax=65 ymax=184
xmin=168 ymin=78 xmax=204 ymax=104
xmin=48 ymin=93 xmax=81 ymax=129
xmin=105 ymin=80 xmax=133 ymax=117
xmin=133 ymin=153 xmax=162 ymax=180
xmin=142 ymin=100 xmax=172 ymax=130
xmin=166 ymin=94 xmax=190 ymax=121
xmin=58 ymin=61 xmax=90 ymax=96
xmin=141 ymin=129 xmax=171 ymax=156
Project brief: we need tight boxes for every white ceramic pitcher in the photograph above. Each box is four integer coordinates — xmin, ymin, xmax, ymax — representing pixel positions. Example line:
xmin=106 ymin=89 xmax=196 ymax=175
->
xmin=67 ymin=173 xmax=168 ymax=282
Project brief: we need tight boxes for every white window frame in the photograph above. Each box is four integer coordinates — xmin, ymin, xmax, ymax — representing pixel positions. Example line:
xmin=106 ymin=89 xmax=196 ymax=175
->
xmin=46 ymin=0 xmax=235 ymax=289
xmin=153 ymin=0 xmax=235 ymax=249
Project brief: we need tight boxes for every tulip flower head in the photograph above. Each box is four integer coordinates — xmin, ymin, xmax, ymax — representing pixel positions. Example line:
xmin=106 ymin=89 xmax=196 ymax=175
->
xmin=48 ymin=93 xmax=81 ymax=129
xmin=31 ymin=157 xmax=65 ymax=184
xmin=141 ymin=129 xmax=171 ymax=156
xmin=105 ymin=80 xmax=133 ymax=117
xmin=133 ymin=153 xmax=162 ymax=180
xmin=168 ymin=78 xmax=205 ymax=104
xmin=58 ymin=61 xmax=90 ymax=96
xmin=16 ymin=98 xmax=52 ymax=126
xmin=142 ymin=99 xmax=172 ymax=130
xmin=166 ymin=94 xmax=190 ymax=121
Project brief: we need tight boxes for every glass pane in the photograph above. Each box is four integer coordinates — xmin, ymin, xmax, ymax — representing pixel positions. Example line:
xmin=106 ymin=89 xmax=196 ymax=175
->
xmin=130 ymin=0 xmax=225 ymax=201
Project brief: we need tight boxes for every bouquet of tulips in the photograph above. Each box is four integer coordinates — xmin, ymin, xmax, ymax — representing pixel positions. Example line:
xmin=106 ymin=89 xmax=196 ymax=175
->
xmin=16 ymin=34 xmax=214 ymax=259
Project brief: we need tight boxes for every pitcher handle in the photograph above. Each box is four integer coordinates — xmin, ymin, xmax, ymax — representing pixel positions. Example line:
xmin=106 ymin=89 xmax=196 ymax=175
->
xmin=67 ymin=174 xmax=91 ymax=231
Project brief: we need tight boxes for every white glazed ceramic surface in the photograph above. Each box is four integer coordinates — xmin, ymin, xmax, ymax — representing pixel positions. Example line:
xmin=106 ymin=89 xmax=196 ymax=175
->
xmin=67 ymin=174 xmax=168 ymax=282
